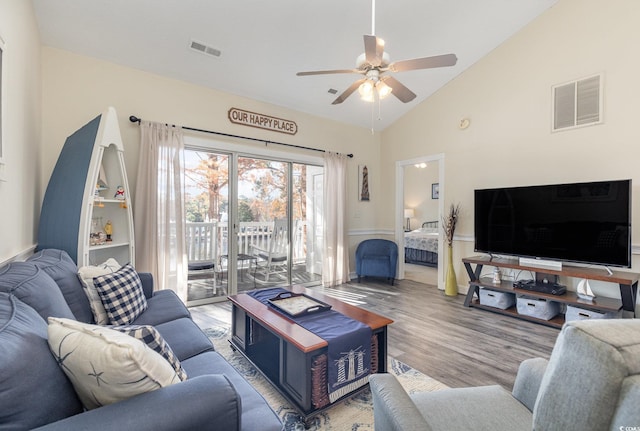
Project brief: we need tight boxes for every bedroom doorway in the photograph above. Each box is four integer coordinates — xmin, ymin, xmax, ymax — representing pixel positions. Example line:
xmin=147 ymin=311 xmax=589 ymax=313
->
xmin=395 ymin=154 xmax=445 ymax=291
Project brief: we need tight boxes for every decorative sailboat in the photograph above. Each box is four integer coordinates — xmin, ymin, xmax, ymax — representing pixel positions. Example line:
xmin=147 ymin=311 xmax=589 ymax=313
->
xmin=577 ymin=279 xmax=596 ymax=301
xmin=97 ymin=163 xmax=109 ymax=191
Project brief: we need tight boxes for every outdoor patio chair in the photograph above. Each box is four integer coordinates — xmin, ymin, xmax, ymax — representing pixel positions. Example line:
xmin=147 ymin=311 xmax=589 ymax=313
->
xmin=253 ymin=218 xmax=289 ymax=282
xmin=186 ymin=222 xmax=217 ymax=284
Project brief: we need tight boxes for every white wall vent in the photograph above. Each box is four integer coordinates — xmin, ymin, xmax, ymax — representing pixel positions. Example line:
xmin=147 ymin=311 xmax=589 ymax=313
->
xmin=552 ymin=74 xmax=602 ymax=132
xmin=189 ymin=39 xmax=221 ymax=58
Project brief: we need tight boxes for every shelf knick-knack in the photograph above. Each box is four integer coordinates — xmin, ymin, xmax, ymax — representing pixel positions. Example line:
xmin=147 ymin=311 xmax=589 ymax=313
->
xmin=104 ymin=220 xmax=113 ymax=242
xmin=90 ymin=217 xmax=106 ymax=246
xmin=577 ymin=279 xmax=596 ymax=301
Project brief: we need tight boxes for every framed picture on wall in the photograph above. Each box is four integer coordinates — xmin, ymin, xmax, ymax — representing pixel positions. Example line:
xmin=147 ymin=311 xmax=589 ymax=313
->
xmin=432 ymin=183 xmax=439 ymax=199
xmin=358 ymin=165 xmax=370 ymax=201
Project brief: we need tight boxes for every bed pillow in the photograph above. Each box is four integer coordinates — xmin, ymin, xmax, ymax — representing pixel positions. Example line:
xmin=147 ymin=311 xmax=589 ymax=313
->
xmin=47 ymin=317 xmax=180 ymax=410
xmin=419 ymin=227 xmax=438 ymax=233
xmin=110 ymin=324 xmax=187 ymax=381
xmin=94 ymin=263 xmax=147 ymax=325
xmin=78 ymin=258 xmax=121 ymax=324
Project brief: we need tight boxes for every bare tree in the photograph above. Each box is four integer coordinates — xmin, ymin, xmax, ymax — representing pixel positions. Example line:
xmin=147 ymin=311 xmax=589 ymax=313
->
xmin=185 ymin=152 xmax=307 ymax=223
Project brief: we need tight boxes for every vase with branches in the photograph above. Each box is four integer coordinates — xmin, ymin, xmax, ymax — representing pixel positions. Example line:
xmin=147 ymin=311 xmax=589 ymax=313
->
xmin=442 ymin=203 xmax=460 ymax=296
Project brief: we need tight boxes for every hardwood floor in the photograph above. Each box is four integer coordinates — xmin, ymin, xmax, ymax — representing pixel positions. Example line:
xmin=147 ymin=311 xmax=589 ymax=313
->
xmin=190 ymin=278 xmax=558 ymax=390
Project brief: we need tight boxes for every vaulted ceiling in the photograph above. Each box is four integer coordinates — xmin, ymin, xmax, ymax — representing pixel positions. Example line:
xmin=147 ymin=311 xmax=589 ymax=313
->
xmin=33 ymin=0 xmax=558 ymax=131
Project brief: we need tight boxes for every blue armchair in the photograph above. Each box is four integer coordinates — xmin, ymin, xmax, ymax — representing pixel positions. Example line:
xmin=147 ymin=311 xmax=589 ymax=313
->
xmin=355 ymin=239 xmax=398 ymax=285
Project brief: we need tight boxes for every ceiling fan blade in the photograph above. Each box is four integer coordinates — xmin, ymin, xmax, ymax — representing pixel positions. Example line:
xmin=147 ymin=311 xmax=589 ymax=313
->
xmin=381 ymin=76 xmax=416 ymax=103
xmin=332 ymin=79 xmax=367 ymax=105
xmin=297 ymin=69 xmax=361 ymax=76
xmin=389 ymin=53 xmax=457 ymax=73
xmin=364 ymin=35 xmax=385 ymax=67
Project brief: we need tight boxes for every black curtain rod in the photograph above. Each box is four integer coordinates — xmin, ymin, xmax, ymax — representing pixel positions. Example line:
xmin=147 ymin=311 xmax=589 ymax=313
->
xmin=128 ymin=115 xmax=353 ymax=158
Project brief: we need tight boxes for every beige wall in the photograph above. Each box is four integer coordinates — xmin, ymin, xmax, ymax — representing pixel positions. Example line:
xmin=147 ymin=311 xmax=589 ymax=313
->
xmin=382 ymin=0 xmax=640 ymax=295
xmin=0 ymin=1 xmax=41 ymax=262
xmin=41 ymin=47 xmax=382 ymax=267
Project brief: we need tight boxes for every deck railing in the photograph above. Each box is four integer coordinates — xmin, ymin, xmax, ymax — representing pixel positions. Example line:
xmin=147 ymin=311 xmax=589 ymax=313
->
xmin=186 ymin=220 xmax=306 ymax=269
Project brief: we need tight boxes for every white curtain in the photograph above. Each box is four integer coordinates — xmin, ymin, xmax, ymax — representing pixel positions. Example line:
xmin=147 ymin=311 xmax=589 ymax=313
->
xmin=322 ymin=152 xmax=350 ymax=287
xmin=134 ymin=121 xmax=188 ymax=301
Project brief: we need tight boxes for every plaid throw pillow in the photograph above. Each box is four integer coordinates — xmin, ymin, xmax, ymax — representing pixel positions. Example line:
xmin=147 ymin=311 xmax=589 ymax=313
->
xmin=111 ymin=325 xmax=187 ymax=381
xmin=94 ymin=263 xmax=147 ymax=325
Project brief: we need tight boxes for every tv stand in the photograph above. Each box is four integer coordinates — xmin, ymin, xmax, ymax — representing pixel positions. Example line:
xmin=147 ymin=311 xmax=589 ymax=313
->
xmin=462 ymin=256 xmax=638 ymax=328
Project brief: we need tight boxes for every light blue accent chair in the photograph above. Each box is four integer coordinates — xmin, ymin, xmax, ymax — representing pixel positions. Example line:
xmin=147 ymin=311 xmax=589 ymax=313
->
xmin=370 ymin=318 xmax=640 ymax=430
xmin=355 ymin=239 xmax=398 ymax=285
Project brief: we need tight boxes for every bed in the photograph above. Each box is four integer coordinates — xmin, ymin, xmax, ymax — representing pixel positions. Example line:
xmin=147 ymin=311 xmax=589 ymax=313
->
xmin=404 ymin=221 xmax=438 ymax=267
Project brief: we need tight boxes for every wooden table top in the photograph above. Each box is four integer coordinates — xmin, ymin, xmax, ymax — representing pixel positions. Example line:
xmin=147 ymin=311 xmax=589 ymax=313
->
xmin=228 ymin=285 xmax=394 ymax=353
xmin=463 ymin=255 xmax=640 ymax=285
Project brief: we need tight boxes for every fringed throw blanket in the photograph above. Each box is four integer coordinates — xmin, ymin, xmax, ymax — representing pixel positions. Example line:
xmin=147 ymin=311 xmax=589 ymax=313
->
xmin=248 ymin=287 xmax=372 ymax=403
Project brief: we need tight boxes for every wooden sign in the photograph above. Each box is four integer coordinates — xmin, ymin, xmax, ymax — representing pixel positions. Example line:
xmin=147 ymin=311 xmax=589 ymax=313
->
xmin=228 ymin=108 xmax=298 ymax=135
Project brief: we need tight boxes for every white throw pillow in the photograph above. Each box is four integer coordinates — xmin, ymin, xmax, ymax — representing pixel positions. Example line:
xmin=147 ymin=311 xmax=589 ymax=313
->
xmin=77 ymin=258 xmax=121 ymax=324
xmin=47 ymin=317 xmax=180 ymax=410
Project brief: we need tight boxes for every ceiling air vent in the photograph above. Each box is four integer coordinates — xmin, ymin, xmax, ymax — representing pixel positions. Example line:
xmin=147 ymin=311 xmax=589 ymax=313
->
xmin=189 ymin=39 xmax=221 ymax=58
xmin=552 ymin=74 xmax=602 ymax=132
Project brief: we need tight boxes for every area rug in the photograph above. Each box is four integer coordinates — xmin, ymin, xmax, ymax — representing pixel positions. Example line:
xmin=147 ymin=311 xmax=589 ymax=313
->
xmin=204 ymin=326 xmax=448 ymax=430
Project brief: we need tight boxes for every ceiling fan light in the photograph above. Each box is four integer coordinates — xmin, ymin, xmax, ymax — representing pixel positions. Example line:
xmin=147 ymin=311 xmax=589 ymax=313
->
xmin=360 ymin=91 xmax=375 ymax=102
xmin=359 ymin=80 xmax=374 ymax=99
xmin=376 ymin=80 xmax=392 ymax=99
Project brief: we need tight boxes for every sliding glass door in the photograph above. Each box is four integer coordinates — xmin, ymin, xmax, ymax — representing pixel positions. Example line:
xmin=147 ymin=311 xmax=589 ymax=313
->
xmin=184 ymin=147 xmax=323 ymax=305
xmin=236 ymin=156 xmax=289 ymax=291
xmin=184 ymin=150 xmax=230 ymax=305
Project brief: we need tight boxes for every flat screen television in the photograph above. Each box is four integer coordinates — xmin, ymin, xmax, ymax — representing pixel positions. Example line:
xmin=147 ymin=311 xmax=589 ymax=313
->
xmin=474 ymin=179 xmax=632 ymax=268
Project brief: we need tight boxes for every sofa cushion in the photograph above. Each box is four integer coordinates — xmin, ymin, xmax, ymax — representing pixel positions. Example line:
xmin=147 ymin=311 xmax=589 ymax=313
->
xmin=131 ymin=289 xmax=191 ymax=326
xmin=0 ymin=293 xmax=83 ymax=429
xmin=111 ymin=324 xmax=188 ymax=380
xmin=78 ymin=258 xmax=121 ymax=324
xmin=0 ymin=262 xmax=75 ymax=320
xmin=153 ymin=317 xmax=215 ymax=361
xmin=94 ymin=263 xmax=148 ymax=325
xmin=411 ymin=385 xmax=531 ymax=430
xmin=181 ymin=351 xmax=283 ymax=431
xmin=27 ymin=249 xmax=94 ymax=323
xmin=47 ymin=317 xmax=181 ymax=410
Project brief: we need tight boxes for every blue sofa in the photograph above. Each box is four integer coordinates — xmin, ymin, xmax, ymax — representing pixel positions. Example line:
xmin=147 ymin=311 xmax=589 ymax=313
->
xmin=0 ymin=249 xmax=282 ymax=431
xmin=355 ymin=239 xmax=398 ymax=285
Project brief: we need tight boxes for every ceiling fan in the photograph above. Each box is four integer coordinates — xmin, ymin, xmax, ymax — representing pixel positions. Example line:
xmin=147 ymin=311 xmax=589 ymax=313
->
xmin=296 ymin=0 xmax=458 ymax=105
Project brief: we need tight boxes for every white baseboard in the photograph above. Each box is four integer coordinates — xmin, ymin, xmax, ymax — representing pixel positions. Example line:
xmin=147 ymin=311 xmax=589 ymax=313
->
xmin=0 ymin=245 xmax=37 ymax=266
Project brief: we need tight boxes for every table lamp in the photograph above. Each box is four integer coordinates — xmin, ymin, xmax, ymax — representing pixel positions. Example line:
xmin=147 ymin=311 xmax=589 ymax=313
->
xmin=404 ymin=208 xmax=415 ymax=231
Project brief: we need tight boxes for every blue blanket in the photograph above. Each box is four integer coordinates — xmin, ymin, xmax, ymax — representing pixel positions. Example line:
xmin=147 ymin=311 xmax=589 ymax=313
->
xmin=248 ymin=288 xmax=372 ymax=402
